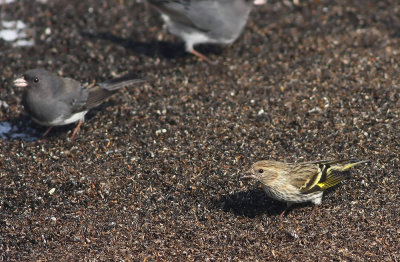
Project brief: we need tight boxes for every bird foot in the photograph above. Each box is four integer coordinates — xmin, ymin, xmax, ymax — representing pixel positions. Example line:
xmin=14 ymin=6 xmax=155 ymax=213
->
xmin=190 ymin=49 xmax=218 ymax=65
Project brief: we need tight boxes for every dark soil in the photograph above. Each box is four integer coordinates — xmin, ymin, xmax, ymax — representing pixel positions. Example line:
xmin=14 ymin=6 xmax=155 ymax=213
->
xmin=1 ymin=0 xmax=399 ymax=260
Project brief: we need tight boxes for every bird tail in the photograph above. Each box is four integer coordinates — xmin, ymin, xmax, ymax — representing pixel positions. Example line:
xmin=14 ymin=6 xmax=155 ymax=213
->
xmin=317 ymin=159 xmax=369 ymax=191
xmin=85 ymin=75 xmax=144 ymax=109
xmin=98 ymin=74 xmax=145 ymax=91
xmin=307 ymin=159 xmax=370 ymax=166
xmin=327 ymin=159 xmax=370 ymax=172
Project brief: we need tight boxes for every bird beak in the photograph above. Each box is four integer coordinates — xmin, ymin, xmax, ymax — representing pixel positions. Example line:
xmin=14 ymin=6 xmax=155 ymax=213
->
xmin=253 ymin=0 xmax=266 ymax=5
xmin=241 ymin=169 xmax=255 ymax=179
xmin=13 ymin=77 xmax=28 ymax=87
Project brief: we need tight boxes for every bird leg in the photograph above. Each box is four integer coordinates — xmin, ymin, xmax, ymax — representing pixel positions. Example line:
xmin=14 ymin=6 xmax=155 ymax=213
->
xmin=279 ymin=202 xmax=294 ymax=219
xmin=189 ymin=49 xmax=218 ymax=65
xmin=310 ymin=205 xmax=318 ymax=217
xmin=41 ymin=126 xmax=54 ymax=138
xmin=279 ymin=209 xmax=287 ymax=219
xmin=70 ymin=120 xmax=83 ymax=141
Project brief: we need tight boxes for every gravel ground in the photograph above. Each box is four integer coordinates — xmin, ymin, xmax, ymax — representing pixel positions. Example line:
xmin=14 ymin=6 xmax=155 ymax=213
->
xmin=0 ymin=0 xmax=399 ymax=260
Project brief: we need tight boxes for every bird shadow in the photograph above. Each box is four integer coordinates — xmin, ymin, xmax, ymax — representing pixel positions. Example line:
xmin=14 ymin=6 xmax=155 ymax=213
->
xmin=1 ymin=114 xmax=97 ymax=142
xmin=213 ymin=186 xmax=346 ymax=218
xmin=212 ymin=189 xmax=285 ymax=218
xmin=81 ymin=31 xmax=223 ymax=60
xmin=0 ymin=115 xmax=45 ymax=141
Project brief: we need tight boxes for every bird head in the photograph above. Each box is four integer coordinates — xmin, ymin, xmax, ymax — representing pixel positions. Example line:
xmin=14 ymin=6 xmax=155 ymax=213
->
xmin=14 ymin=69 xmax=60 ymax=95
xmin=243 ymin=160 xmax=282 ymax=184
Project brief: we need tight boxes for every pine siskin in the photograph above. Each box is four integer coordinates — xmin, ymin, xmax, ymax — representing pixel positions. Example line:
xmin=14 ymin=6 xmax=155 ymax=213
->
xmin=245 ymin=159 xmax=369 ymax=217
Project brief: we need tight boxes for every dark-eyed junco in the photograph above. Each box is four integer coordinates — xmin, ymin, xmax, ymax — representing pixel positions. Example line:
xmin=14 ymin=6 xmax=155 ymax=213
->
xmin=14 ymin=69 xmax=143 ymax=140
xmin=147 ymin=0 xmax=266 ymax=64
xmin=245 ymin=159 xmax=369 ymax=217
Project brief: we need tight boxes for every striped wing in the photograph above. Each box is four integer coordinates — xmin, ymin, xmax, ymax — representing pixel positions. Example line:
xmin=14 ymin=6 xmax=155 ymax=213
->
xmin=291 ymin=159 xmax=368 ymax=194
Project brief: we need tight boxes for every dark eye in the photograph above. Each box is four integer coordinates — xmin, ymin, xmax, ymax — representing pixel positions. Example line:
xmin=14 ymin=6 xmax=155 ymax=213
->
xmin=258 ymin=169 xmax=264 ymax=174
xmin=34 ymin=77 xmax=39 ymax=83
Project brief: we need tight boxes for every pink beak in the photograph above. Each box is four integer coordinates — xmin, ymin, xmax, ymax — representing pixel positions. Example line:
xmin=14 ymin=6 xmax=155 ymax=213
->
xmin=242 ymin=169 xmax=255 ymax=179
xmin=253 ymin=0 xmax=266 ymax=5
xmin=14 ymin=77 xmax=28 ymax=87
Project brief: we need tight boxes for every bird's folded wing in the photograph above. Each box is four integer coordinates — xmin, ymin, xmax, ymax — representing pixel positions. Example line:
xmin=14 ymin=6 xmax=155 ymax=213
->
xmin=289 ymin=164 xmax=324 ymax=194
xmin=295 ymin=159 xmax=368 ymax=194
xmin=59 ymin=77 xmax=89 ymax=114
xmin=84 ymin=86 xmax=115 ymax=110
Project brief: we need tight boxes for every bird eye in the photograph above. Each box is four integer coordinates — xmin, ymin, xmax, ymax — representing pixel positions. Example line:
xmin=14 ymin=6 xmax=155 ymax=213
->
xmin=34 ymin=77 xmax=39 ymax=83
xmin=258 ymin=169 xmax=264 ymax=173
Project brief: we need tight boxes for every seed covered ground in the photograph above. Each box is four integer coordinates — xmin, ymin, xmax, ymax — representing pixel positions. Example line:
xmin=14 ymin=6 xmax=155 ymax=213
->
xmin=0 ymin=0 xmax=399 ymax=260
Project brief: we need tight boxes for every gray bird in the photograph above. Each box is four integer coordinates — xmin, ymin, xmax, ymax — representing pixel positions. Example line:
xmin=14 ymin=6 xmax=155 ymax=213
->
xmin=147 ymin=0 xmax=266 ymax=64
xmin=14 ymin=69 xmax=143 ymax=140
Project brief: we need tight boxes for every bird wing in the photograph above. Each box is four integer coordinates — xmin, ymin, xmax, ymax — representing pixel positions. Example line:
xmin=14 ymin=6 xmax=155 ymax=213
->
xmin=57 ymin=77 xmax=89 ymax=114
xmin=149 ymin=0 xmax=225 ymax=33
xmin=84 ymin=85 xmax=115 ymax=110
xmin=288 ymin=164 xmax=324 ymax=193
xmin=292 ymin=159 xmax=368 ymax=194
